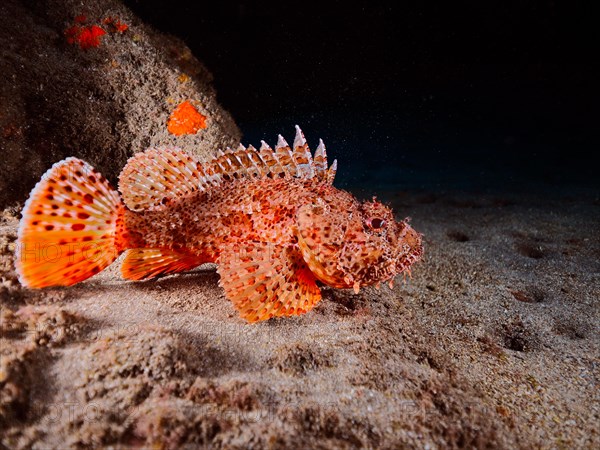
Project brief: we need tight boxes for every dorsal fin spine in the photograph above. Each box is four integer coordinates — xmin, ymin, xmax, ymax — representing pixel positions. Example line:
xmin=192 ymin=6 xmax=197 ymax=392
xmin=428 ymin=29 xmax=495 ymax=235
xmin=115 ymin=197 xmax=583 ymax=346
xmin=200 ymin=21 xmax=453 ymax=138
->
xmin=227 ymin=153 xmax=242 ymax=172
xmin=327 ymin=159 xmax=337 ymax=184
xmin=193 ymin=163 xmax=208 ymax=191
xmin=274 ymin=136 xmax=295 ymax=177
xmin=276 ymin=135 xmax=288 ymax=149
xmin=214 ymin=156 xmax=230 ymax=175
xmin=239 ymin=146 xmax=261 ymax=177
xmin=259 ymin=145 xmax=284 ymax=177
xmin=249 ymin=151 xmax=269 ymax=177
xmin=294 ymin=124 xmax=307 ymax=148
xmin=314 ymin=138 xmax=328 ymax=179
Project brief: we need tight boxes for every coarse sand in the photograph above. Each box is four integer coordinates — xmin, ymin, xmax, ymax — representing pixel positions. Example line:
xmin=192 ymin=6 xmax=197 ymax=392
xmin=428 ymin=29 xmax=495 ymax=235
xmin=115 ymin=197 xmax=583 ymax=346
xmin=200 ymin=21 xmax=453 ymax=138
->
xmin=1 ymin=189 xmax=598 ymax=448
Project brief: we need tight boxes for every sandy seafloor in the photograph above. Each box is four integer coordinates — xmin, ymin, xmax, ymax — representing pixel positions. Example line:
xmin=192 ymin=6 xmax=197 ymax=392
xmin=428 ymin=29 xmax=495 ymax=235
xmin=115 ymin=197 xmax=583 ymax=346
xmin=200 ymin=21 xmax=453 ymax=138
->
xmin=0 ymin=187 xmax=598 ymax=449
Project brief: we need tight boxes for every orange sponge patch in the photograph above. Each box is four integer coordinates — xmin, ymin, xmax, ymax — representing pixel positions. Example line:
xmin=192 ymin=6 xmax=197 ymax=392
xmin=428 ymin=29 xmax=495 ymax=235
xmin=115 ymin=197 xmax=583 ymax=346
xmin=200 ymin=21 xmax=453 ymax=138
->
xmin=167 ymin=101 xmax=207 ymax=136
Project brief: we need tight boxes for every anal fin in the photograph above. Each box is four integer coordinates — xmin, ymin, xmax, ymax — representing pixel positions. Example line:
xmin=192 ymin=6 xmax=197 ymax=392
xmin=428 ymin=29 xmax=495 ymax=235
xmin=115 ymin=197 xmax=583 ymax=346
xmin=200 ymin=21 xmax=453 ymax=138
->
xmin=121 ymin=248 xmax=204 ymax=281
xmin=217 ymin=242 xmax=322 ymax=323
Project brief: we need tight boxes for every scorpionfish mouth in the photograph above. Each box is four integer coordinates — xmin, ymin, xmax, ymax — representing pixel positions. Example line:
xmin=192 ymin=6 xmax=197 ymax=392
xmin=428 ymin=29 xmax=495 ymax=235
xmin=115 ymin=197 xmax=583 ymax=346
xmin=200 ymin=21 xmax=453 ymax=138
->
xmin=394 ymin=222 xmax=424 ymax=275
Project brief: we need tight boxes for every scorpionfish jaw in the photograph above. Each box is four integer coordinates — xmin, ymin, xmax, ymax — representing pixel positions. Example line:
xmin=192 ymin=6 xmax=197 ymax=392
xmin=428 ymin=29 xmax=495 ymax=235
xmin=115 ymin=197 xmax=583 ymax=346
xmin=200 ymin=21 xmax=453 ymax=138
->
xmin=393 ymin=219 xmax=424 ymax=275
xmin=296 ymin=198 xmax=423 ymax=292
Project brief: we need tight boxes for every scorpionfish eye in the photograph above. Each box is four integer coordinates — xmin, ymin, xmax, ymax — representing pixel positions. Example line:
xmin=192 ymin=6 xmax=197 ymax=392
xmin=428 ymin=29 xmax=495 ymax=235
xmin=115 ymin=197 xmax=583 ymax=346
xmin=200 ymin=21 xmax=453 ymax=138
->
xmin=368 ymin=217 xmax=386 ymax=230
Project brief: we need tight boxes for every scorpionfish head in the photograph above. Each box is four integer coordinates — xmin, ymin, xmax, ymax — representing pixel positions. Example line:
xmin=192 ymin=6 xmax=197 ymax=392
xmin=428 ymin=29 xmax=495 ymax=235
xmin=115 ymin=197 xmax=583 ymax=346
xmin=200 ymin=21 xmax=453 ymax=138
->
xmin=296 ymin=193 xmax=423 ymax=292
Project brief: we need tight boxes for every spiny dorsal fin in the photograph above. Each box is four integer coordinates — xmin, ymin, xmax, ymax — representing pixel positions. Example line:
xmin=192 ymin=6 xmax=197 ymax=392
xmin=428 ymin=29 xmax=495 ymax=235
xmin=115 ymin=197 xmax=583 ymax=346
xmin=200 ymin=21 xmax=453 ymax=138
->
xmin=120 ymin=128 xmax=337 ymax=211
xmin=248 ymin=145 xmax=271 ymax=178
xmin=211 ymin=149 xmax=239 ymax=181
xmin=259 ymin=140 xmax=287 ymax=178
xmin=235 ymin=146 xmax=263 ymax=179
xmin=119 ymin=147 xmax=210 ymax=211
xmin=210 ymin=145 xmax=266 ymax=181
xmin=209 ymin=126 xmax=336 ymax=184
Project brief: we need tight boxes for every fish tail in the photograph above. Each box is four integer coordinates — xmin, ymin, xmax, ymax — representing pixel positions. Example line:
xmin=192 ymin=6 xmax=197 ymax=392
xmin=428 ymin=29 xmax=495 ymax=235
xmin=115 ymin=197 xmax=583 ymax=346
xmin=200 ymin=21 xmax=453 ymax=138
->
xmin=16 ymin=158 xmax=127 ymax=288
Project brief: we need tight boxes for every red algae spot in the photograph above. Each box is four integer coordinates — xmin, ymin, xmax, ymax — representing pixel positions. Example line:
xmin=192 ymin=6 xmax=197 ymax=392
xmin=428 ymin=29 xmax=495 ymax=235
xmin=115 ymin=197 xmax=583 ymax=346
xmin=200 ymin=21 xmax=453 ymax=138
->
xmin=167 ymin=101 xmax=208 ymax=136
xmin=78 ymin=26 xmax=107 ymax=49
xmin=65 ymin=24 xmax=106 ymax=50
xmin=65 ymin=25 xmax=82 ymax=45
xmin=65 ymin=15 xmax=128 ymax=50
xmin=104 ymin=17 xmax=129 ymax=33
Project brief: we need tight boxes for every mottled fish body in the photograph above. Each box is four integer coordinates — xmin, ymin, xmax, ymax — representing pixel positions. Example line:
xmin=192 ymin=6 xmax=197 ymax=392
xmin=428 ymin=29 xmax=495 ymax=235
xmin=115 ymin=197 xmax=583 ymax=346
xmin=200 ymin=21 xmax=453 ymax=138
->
xmin=16 ymin=126 xmax=423 ymax=322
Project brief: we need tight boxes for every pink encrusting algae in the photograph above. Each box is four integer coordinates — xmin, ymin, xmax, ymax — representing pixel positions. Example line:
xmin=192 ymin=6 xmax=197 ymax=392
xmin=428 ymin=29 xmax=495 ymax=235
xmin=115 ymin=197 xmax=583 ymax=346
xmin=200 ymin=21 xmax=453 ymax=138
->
xmin=15 ymin=127 xmax=423 ymax=323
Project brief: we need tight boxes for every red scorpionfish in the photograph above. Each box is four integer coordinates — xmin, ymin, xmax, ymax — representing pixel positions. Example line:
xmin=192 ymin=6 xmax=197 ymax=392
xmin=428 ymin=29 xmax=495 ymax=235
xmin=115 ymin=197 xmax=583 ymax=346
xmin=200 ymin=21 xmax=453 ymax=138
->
xmin=16 ymin=126 xmax=423 ymax=323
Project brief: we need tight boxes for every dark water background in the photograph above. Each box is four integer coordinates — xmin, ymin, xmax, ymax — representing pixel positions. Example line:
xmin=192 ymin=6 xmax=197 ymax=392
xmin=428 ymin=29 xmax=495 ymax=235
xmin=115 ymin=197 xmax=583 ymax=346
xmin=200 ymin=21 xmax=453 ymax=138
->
xmin=125 ymin=1 xmax=597 ymax=194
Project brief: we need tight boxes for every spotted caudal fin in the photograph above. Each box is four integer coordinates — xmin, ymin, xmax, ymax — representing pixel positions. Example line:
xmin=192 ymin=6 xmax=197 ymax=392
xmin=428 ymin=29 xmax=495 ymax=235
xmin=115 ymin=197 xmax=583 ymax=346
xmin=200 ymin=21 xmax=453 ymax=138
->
xmin=16 ymin=158 xmax=126 ymax=288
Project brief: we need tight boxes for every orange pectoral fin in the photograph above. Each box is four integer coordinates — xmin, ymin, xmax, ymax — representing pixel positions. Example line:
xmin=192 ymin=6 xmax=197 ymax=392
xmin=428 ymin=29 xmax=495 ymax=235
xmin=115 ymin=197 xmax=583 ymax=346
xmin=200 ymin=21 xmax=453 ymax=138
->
xmin=216 ymin=242 xmax=322 ymax=323
xmin=121 ymin=248 xmax=204 ymax=281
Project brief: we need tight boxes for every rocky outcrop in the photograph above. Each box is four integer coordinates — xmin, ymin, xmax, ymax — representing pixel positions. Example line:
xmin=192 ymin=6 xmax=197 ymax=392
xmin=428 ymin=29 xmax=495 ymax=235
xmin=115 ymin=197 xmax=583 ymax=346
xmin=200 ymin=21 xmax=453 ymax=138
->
xmin=0 ymin=0 xmax=241 ymax=208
